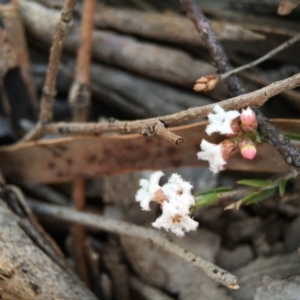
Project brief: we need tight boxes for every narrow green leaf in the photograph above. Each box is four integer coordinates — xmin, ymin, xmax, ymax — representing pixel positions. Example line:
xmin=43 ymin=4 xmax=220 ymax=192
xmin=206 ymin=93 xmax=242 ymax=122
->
xmin=195 ymin=186 xmax=233 ymax=196
xmin=237 ymin=179 xmax=271 ymax=188
xmin=240 ymin=188 xmax=276 ymax=205
xmin=284 ymin=132 xmax=300 ymax=141
xmin=279 ymin=179 xmax=287 ymax=197
xmin=195 ymin=193 xmax=219 ymax=207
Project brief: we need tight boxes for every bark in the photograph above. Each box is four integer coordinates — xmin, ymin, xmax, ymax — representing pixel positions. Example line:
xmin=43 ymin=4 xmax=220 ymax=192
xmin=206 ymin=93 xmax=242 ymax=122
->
xmin=90 ymin=5 xmax=263 ymax=44
xmin=18 ymin=0 xmax=215 ymax=88
xmin=0 ymin=198 xmax=98 ymax=300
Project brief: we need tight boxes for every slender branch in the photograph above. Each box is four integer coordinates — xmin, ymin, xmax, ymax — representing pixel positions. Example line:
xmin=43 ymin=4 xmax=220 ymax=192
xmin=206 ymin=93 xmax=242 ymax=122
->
xmin=68 ymin=0 xmax=96 ymax=285
xmin=219 ymin=33 xmax=300 ymax=81
xmin=28 ymin=200 xmax=239 ymax=289
xmin=43 ymin=72 xmax=300 ymax=136
xmin=180 ymin=0 xmax=242 ymax=97
xmin=39 ymin=0 xmax=76 ymax=125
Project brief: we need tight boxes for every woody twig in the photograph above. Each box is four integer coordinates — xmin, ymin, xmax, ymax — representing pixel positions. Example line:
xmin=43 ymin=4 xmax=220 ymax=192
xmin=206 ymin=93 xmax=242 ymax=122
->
xmin=68 ymin=0 xmax=97 ymax=286
xmin=39 ymin=0 xmax=76 ymax=124
xmin=41 ymin=72 xmax=300 ymax=137
xmin=22 ymin=0 xmax=77 ymax=142
xmin=198 ymin=33 xmax=300 ymax=85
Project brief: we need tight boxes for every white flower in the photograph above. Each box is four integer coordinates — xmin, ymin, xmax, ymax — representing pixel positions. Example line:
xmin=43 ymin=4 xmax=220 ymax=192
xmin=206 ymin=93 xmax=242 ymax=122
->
xmin=135 ymin=171 xmax=165 ymax=210
xmin=197 ymin=139 xmax=226 ymax=173
xmin=162 ymin=173 xmax=195 ymax=211
xmin=152 ymin=202 xmax=198 ymax=237
xmin=136 ymin=172 xmax=198 ymax=236
xmin=206 ymin=105 xmax=240 ymax=136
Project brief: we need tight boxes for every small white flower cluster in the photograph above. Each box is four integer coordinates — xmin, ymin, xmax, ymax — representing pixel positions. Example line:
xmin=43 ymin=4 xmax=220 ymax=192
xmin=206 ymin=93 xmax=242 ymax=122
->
xmin=205 ymin=105 xmax=240 ymax=136
xmin=135 ymin=172 xmax=198 ymax=237
xmin=197 ymin=105 xmax=240 ymax=173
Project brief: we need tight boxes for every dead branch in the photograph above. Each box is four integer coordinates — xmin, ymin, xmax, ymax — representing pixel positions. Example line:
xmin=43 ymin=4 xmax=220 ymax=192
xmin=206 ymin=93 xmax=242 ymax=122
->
xmin=39 ymin=0 xmax=76 ymax=125
xmin=68 ymin=0 xmax=96 ymax=285
xmin=28 ymin=200 xmax=239 ymax=289
xmin=90 ymin=5 xmax=263 ymax=44
xmin=43 ymin=72 xmax=300 ymax=136
xmin=0 ymin=199 xmax=97 ymax=299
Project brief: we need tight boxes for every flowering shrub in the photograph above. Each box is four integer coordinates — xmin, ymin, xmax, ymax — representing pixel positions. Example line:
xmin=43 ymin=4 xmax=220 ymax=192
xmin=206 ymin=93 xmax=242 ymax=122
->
xmin=136 ymin=105 xmax=260 ymax=236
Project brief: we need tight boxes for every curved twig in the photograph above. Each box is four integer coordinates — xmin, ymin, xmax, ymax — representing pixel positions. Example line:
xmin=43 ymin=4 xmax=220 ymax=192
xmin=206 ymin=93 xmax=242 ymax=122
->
xmin=28 ymin=200 xmax=239 ymax=289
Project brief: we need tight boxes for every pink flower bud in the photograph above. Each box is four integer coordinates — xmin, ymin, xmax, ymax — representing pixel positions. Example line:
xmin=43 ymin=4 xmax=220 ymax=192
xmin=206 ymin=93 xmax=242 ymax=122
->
xmin=239 ymin=140 xmax=257 ymax=160
xmin=240 ymin=107 xmax=257 ymax=130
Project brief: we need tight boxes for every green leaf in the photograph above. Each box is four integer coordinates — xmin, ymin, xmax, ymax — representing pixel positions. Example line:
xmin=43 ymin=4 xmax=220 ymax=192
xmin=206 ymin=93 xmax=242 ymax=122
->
xmin=195 ymin=186 xmax=233 ymax=196
xmin=284 ymin=132 xmax=300 ymax=141
xmin=279 ymin=179 xmax=287 ymax=197
xmin=195 ymin=193 xmax=219 ymax=207
xmin=237 ymin=179 xmax=271 ymax=188
xmin=240 ymin=188 xmax=276 ymax=205
xmin=255 ymin=133 xmax=262 ymax=143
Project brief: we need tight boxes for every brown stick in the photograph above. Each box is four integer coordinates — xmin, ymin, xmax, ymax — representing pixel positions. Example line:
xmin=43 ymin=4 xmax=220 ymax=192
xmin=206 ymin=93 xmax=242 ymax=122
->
xmin=39 ymin=0 xmax=76 ymax=125
xmin=89 ymin=5 xmax=263 ymax=44
xmin=68 ymin=0 xmax=96 ymax=285
xmin=28 ymin=200 xmax=239 ymax=289
xmin=43 ymin=72 xmax=300 ymax=136
xmin=154 ymin=122 xmax=184 ymax=145
xmin=0 ymin=0 xmax=38 ymax=110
